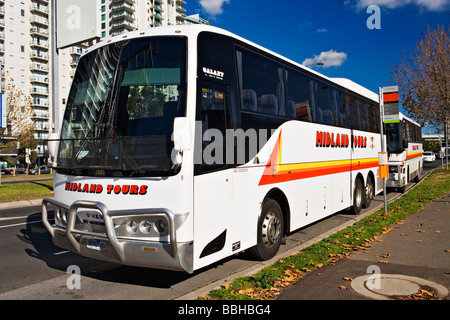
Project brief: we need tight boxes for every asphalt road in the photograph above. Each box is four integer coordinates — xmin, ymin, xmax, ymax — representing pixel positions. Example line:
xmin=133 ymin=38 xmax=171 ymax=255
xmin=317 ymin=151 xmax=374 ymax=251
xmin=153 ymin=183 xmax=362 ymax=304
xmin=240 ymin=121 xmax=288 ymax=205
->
xmin=0 ymin=161 xmax=440 ymax=300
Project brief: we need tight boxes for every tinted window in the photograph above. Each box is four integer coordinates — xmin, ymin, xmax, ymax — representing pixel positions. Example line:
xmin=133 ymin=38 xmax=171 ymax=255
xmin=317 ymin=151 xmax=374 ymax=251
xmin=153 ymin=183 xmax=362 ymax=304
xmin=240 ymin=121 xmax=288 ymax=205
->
xmin=285 ymin=68 xmax=313 ymax=121
xmin=237 ymin=49 xmax=285 ymax=117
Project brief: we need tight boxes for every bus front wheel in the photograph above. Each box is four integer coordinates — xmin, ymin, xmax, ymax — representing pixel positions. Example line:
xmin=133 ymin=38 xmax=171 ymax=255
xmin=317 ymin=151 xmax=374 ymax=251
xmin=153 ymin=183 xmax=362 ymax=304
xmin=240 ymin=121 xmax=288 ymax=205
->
xmin=249 ymin=199 xmax=284 ymax=261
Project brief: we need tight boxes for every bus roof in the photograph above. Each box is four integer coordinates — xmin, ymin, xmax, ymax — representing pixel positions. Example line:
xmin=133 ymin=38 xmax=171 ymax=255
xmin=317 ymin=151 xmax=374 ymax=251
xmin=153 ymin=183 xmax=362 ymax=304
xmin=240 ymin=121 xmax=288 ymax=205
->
xmin=84 ymin=24 xmax=379 ymax=103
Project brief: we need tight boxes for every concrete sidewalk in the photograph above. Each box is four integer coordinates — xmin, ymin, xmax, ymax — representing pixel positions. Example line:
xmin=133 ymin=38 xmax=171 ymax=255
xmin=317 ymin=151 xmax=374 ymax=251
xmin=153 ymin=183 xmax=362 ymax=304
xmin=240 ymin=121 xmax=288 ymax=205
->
xmin=278 ymin=192 xmax=450 ymax=300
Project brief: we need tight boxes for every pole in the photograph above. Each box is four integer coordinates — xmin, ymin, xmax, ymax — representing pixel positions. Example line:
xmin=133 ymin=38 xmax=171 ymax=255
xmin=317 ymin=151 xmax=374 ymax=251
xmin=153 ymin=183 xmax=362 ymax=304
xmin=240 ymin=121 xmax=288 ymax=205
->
xmin=379 ymin=87 xmax=388 ymax=215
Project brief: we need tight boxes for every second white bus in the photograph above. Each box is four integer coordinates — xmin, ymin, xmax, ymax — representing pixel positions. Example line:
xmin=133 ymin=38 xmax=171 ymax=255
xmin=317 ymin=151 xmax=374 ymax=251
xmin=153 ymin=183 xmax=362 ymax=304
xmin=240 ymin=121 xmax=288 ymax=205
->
xmin=385 ymin=113 xmax=423 ymax=192
xmin=42 ymin=25 xmax=382 ymax=273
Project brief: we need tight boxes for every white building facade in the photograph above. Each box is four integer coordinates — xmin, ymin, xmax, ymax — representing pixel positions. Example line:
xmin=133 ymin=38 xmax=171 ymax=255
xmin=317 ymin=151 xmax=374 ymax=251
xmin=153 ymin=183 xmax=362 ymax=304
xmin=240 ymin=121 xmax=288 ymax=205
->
xmin=0 ymin=0 xmax=208 ymax=163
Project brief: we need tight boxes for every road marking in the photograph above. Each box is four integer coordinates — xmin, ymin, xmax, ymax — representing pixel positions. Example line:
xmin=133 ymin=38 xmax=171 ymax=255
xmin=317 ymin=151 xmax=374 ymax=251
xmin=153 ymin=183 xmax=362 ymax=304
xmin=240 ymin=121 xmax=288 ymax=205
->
xmin=0 ymin=218 xmax=53 ymax=229
xmin=0 ymin=216 xmax=29 ymax=221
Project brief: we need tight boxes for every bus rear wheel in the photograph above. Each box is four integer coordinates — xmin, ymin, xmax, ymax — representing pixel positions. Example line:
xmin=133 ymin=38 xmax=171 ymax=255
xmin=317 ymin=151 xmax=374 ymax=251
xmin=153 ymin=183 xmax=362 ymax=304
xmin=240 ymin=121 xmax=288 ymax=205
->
xmin=248 ymin=199 xmax=284 ymax=261
xmin=363 ymin=177 xmax=374 ymax=208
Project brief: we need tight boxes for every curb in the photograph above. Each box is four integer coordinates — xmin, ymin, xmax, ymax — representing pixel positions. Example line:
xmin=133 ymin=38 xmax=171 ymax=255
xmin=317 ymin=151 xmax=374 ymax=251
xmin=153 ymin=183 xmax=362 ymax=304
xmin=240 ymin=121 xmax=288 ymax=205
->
xmin=0 ymin=199 xmax=43 ymax=210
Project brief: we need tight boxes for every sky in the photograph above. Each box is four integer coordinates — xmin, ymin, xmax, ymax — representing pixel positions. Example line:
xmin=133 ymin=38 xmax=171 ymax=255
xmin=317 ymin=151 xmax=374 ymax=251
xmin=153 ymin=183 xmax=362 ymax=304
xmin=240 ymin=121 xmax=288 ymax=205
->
xmin=183 ymin=0 xmax=449 ymax=124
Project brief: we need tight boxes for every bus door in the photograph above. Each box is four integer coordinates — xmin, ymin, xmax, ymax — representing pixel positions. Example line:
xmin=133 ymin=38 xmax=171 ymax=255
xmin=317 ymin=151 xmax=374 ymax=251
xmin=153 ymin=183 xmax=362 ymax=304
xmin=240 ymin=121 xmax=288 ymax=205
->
xmin=193 ymin=81 xmax=234 ymax=268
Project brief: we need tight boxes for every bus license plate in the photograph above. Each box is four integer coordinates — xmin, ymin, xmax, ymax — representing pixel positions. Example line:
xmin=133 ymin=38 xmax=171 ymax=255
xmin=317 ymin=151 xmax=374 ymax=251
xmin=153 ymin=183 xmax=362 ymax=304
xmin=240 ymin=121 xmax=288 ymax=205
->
xmin=86 ymin=239 xmax=106 ymax=251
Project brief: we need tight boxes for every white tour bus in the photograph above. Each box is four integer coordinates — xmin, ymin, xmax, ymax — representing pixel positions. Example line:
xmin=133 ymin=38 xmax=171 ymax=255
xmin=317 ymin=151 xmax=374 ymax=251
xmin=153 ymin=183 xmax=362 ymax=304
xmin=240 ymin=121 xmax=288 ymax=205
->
xmin=42 ymin=25 xmax=382 ymax=273
xmin=385 ymin=112 xmax=423 ymax=192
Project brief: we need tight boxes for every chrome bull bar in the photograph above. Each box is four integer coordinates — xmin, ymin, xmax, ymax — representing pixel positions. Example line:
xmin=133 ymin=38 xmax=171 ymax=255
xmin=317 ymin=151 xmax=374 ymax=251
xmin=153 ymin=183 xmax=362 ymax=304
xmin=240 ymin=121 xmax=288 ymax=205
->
xmin=41 ymin=198 xmax=181 ymax=262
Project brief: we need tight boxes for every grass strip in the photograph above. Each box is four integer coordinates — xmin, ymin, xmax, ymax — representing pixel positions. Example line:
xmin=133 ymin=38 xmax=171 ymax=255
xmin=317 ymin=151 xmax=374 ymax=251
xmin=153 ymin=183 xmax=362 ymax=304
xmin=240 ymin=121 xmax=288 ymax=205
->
xmin=203 ymin=168 xmax=450 ymax=300
xmin=0 ymin=180 xmax=53 ymax=203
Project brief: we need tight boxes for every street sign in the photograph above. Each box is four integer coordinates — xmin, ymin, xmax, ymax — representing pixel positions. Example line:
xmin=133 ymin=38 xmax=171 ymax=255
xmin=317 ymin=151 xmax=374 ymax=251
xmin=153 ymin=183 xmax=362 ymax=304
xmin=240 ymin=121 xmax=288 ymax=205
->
xmin=382 ymin=86 xmax=400 ymax=123
xmin=57 ymin=0 xmax=101 ymax=49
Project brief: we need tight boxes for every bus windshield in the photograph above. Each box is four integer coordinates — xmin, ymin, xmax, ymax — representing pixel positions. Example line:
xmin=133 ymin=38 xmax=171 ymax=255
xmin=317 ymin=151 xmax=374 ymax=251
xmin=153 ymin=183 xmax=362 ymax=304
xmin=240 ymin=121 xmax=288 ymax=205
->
xmin=385 ymin=122 xmax=402 ymax=154
xmin=57 ymin=36 xmax=187 ymax=177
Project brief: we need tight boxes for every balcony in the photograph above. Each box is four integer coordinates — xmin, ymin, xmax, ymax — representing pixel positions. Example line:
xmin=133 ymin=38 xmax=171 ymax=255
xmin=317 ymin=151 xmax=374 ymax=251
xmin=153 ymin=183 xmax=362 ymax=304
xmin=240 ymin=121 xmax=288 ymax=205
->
xmin=30 ymin=87 xmax=49 ymax=96
xmin=111 ymin=2 xmax=134 ymax=12
xmin=70 ymin=47 xmax=83 ymax=55
xmin=70 ymin=56 xmax=80 ymax=67
xmin=30 ymin=39 xmax=49 ymax=49
xmin=30 ymin=27 xmax=49 ymax=37
xmin=176 ymin=5 xmax=186 ymax=13
xmin=30 ymin=16 xmax=49 ymax=26
xmin=110 ymin=11 xmax=135 ymax=21
xmin=30 ymin=63 xmax=49 ymax=72
xmin=32 ymin=98 xmax=49 ymax=107
xmin=110 ymin=19 xmax=135 ymax=31
xmin=33 ymin=111 xmax=49 ymax=119
xmin=30 ymin=3 xmax=49 ymax=15
xmin=30 ymin=51 xmax=49 ymax=61
xmin=115 ymin=0 xmax=135 ymax=4
xmin=30 ymin=75 xmax=49 ymax=84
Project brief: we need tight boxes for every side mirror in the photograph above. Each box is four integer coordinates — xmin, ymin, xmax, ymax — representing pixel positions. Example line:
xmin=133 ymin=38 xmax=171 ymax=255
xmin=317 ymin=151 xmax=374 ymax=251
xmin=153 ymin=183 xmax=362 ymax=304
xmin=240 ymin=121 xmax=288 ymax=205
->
xmin=403 ymin=139 xmax=409 ymax=149
xmin=171 ymin=117 xmax=191 ymax=168
xmin=47 ymin=132 xmax=59 ymax=167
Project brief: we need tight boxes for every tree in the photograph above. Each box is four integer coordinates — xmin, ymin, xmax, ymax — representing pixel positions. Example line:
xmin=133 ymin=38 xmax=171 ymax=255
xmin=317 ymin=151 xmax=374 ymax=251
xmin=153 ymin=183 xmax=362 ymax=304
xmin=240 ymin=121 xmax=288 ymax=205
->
xmin=391 ymin=25 xmax=449 ymax=133
xmin=0 ymin=76 xmax=36 ymax=165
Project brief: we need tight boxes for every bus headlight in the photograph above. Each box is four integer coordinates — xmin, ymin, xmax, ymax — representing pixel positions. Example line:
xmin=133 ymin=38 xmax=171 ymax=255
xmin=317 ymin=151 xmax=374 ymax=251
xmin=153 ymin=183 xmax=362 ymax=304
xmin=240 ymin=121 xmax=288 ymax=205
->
xmin=157 ymin=219 xmax=168 ymax=233
xmin=139 ymin=220 xmax=152 ymax=234
xmin=126 ymin=220 xmax=138 ymax=233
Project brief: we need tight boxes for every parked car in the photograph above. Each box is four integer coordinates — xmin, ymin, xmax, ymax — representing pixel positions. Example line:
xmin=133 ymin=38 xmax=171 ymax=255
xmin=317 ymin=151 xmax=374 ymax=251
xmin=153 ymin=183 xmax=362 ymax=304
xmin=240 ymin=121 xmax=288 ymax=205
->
xmin=422 ymin=151 xmax=436 ymax=163
xmin=1 ymin=166 xmax=26 ymax=175
xmin=29 ymin=165 xmax=51 ymax=175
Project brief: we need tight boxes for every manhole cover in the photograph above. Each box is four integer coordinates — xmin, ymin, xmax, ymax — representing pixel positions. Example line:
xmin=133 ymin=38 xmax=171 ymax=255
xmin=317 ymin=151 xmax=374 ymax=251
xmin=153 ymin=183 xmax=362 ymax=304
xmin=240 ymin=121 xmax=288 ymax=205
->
xmin=351 ymin=274 xmax=449 ymax=300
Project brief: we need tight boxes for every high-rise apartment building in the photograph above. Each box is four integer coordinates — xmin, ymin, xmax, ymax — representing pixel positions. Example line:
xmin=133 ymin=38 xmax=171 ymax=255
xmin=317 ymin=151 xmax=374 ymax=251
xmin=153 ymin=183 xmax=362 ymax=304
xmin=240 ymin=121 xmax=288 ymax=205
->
xmin=0 ymin=0 xmax=208 ymax=164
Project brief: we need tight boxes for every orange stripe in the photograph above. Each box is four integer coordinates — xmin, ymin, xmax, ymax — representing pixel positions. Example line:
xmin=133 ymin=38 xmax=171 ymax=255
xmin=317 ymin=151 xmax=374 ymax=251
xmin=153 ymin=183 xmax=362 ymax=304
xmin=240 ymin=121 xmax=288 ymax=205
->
xmin=258 ymin=159 xmax=379 ymax=186
xmin=383 ymin=92 xmax=399 ymax=102
xmin=406 ymin=152 xmax=423 ymax=160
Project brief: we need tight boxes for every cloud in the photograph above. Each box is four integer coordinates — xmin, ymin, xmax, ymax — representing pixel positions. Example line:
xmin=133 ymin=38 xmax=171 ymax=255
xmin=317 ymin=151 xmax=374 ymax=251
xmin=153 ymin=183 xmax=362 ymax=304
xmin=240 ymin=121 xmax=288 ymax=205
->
xmin=199 ymin=0 xmax=230 ymax=17
xmin=345 ymin=0 xmax=449 ymax=11
xmin=302 ymin=50 xmax=348 ymax=68
xmin=316 ymin=28 xmax=328 ymax=33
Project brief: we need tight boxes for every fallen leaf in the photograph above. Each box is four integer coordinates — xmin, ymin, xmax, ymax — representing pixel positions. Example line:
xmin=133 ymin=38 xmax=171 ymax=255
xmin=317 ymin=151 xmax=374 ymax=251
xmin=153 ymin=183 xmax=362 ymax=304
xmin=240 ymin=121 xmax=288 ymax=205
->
xmin=400 ymin=233 xmax=407 ymax=236
xmin=380 ymin=252 xmax=391 ymax=258
xmin=315 ymin=263 xmax=323 ymax=269
xmin=224 ymin=282 xmax=229 ymax=290
xmin=414 ymin=229 xmax=425 ymax=233
xmin=435 ymin=231 xmax=441 ymax=234
xmin=378 ymin=260 xmax=389 ymax=264
xmin=444 ymin=249 xmax=450 ymax=253
xmin=417 ymin=240 xmax=423 ymax=243
xmin=343 ymin=277 xmax=353 ymax=281
xmin=338 ymin=285 xmax=348 ymax=290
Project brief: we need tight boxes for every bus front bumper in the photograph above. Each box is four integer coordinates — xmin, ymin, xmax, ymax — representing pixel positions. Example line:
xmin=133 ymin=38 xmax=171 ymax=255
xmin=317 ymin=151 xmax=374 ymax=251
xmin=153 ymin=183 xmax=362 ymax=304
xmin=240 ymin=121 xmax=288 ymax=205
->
xmin=41 ymin=198 xmax=193 ymax=273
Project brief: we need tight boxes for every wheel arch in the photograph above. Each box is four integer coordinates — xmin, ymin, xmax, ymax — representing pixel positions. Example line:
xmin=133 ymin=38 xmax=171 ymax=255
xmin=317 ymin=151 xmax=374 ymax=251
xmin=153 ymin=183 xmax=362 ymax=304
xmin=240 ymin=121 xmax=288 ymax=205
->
xmin=263 ymin=188 xmax=290 ymax=235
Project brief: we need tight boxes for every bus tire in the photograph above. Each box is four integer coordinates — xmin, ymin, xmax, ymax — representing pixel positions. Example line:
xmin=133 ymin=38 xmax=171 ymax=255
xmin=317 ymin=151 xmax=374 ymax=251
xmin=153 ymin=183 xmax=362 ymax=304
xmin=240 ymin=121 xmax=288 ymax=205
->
xmin=351 ymin=178 xmax=364 ymax=214
xmin=249 ymin=199 xmax=284 ymax=261
xmin=363 ymin=177 xmax=374 ymax=208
